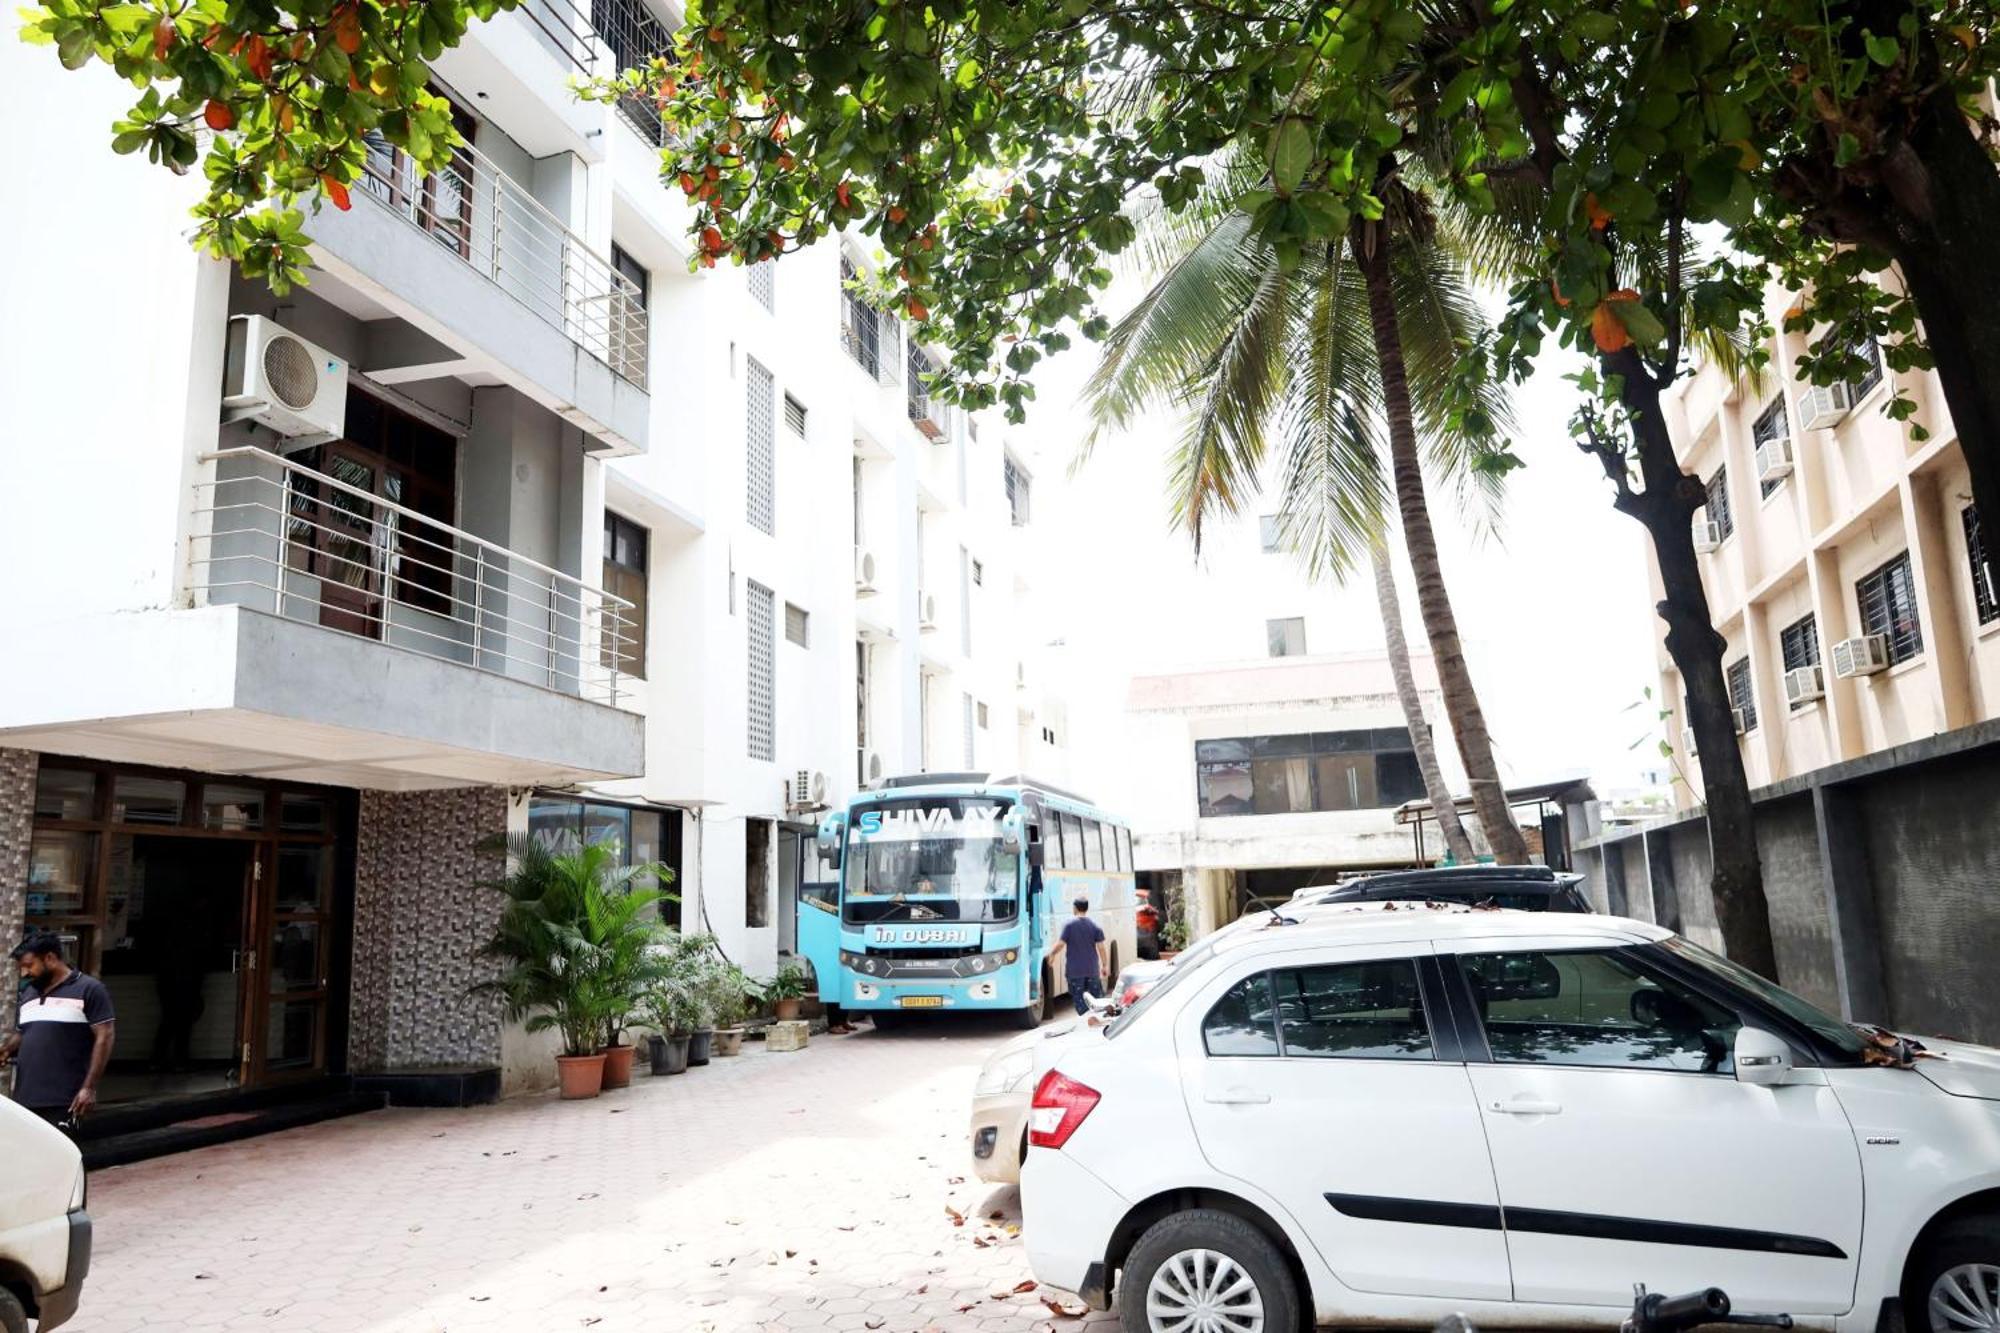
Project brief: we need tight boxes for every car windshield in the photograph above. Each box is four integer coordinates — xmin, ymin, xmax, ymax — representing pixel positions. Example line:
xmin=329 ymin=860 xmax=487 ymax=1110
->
xmin=841 ymin=798 xmax=1020 ymax=924
xmin=1104 ymin=935 xmax=1226 ymax=1038
xmin=1659 ymin=935 xmax=1869 ymax=1062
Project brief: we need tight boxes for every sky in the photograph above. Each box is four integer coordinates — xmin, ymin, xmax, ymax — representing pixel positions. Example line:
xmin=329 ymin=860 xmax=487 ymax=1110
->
xmin=1013 ymin=279 xmax=1670 ymax=800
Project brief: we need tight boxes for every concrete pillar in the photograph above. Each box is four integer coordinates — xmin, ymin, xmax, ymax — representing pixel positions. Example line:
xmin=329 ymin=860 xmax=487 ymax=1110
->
xmin=0 ymin=749 xmax=34 ymax=1036
xmin=1744 ymin=600 xmax=1786 ymax=782
xmin=1902 ymin=473 xmax=1974 ymax=731
xmin=1807 ymin=546 xmax=1866 ymax=761
xmin=1811 ymin=783 xmax=1891 ymax=1024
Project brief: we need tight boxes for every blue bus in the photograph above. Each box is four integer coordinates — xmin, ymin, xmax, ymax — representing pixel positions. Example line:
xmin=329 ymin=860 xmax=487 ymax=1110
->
xmin=800 ymin=773 xmax=1137 ymax=1026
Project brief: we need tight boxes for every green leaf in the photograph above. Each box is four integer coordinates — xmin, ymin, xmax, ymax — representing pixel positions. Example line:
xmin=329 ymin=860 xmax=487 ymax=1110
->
xmin=1610 ymin=299 xmax=1668 ymax=348
xmin=1834 ymin=132 xmax=1862 ymax=168
xmin=1269 ymin=118 xmax=1312 ymax=195
xmin=1864 ymin=34 xmax=1899 ymax=66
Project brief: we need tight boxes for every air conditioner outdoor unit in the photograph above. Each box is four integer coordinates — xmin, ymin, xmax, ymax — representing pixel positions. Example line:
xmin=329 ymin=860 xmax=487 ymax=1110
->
xmin=1784 ymin=665 xmax=1826 ymax=704
xmin=918 ymin=592 xmax=938 ymax=631
xmin=1731 ymin=707 xmax=1749 ymax=736
xmin=1691 ymin=518 xmax=1722 ymax=553
xmin=854 ymin=547 xmax=879 ymax=595
xmin=1800 ymin=380 xmax=1855 ymax=432
xmin=221 ymin=314 xmax=347 ymax=444
xmin=1681 ymin=726 xmax=1698 ymax=758
xmin=1831 ymin=634 xmax=1890 ymax=678
xmin=789 ymin=769 xmax=813 ymax=808
xmin=1754 ymin=436 xmax=1795 ymax=484
xmin=863 ymin=751 xmax=886 ymax=784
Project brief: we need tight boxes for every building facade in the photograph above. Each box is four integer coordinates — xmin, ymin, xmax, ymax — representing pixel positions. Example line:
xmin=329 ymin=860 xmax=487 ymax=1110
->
xmin=0 ymin=0 xmax=1065 ymax=1109
xmin=1657 ymin=285 xmax=2000 ymax=807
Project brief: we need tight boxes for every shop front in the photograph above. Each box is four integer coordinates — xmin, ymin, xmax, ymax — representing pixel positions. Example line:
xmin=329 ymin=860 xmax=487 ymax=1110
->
xmin=20 ymin=757 xmax=354 ymax=1107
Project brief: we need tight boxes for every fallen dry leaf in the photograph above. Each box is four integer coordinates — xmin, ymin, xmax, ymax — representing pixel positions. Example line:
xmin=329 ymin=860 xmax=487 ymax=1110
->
xmin=864 ymin=1320 xmax=885 ymax=1331
xmin=1041 ymin=1296 xmax=1089 ymax=1319
xmin=956 ymin=1303 xmax=979 ymax=1313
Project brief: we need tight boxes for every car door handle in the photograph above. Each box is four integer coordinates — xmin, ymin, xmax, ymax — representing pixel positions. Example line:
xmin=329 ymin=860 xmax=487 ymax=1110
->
xmin=1488 ymin=1098 xmax=1562 ymax=1116
xmin=1205 ymin=1088 xmax=1272 ymax=1106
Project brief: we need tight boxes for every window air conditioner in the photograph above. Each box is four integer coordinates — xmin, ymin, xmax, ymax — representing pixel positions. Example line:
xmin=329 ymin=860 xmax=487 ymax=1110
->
xmin=1754 ymin=436 xmax=1795 ymax=484
xmin=1691 ymin=518 xmax=1722 ymax=553
xmin=854 ymin=548 xmax=879 ymax=595
xmin=1830 ymin=634 xmax=1889 ymax=678
xmin=1680 ymin=726 xmax=1698 ymax=758
xmin=918 ymin=592 xmax=938 ymax=631
xmin=221 ymin=314 xmax=347 ymax=445
xmin=1784 ymin=665 xmax=1825 ymax=704
xmin=1800 ymin=381 xmax=1855 ymax=432
xmin=1731 ymin=707 xmax=1749 ymax=736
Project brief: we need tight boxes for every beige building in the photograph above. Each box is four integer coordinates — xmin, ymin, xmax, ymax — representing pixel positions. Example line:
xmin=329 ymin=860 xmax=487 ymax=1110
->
xmin=1657 ymin=286 xmax=2000 ymax=807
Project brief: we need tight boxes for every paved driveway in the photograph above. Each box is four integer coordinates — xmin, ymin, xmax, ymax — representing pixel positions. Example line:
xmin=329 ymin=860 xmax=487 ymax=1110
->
xmin=72 ymin=1019 xmax=1116 ymax=1333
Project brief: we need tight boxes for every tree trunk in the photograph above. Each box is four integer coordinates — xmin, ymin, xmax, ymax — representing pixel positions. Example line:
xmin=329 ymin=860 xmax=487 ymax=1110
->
xmin=1351 ymin=218 xmax=1531 ymax=865
xmin=1607 ymin=350 xmax=1780 ymax=978
xmin=1373 ymin=543 xmax=1477 ymax=864
xmin=1888 ymin=90 xmax=2000 ymax=555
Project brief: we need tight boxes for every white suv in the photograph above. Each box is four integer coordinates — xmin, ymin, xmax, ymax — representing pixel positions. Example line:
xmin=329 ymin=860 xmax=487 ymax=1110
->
xmin=1021 ymin=907 xmax=2000 ymax=1333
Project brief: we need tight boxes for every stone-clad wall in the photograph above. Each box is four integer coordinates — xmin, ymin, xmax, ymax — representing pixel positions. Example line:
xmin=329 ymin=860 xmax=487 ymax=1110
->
xmin=0 ymin=749 xmax=34 ymax=1035
xmin=348 ymin=787 xmax=509 ymax=1072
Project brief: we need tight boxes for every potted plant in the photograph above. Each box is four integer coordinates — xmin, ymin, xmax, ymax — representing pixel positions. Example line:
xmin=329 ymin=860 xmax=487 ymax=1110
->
xmin=705 ymin=960 xmax=759 ymax=1057
xmin=593 ymin=873 xmax=675 ymax=1089
xmin=472 ymin=836 xmax=671 ymax=1100
xmin=643 ymin=960 xmax=704 ymax=1076
xmin=765 ymin=960 xmax=811 ymax=1022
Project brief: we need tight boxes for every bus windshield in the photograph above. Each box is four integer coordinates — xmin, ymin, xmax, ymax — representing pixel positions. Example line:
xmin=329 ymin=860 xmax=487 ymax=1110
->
xmin=842 ymin=797 xmax=1020 ymax=925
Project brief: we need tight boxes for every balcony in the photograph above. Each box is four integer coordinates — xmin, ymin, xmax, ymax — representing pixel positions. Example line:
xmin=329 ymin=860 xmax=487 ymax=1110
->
xmin=589 ymin=0 xmax=676 ymax=147
xmin=0 ymin=447 xmax=644 ymax=791
xmin=304 ymin=133 xmax=649 ymax=453
xmin=907 ymin=344 xmax=949 ymax=440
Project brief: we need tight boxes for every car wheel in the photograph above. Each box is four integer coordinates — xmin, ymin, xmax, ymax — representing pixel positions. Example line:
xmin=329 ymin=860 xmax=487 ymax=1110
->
xmin=0 ymin=1286 xmax=27 ymax=1333
xmin=1907 ymin=1217 xmax=2000 ymax=1333
xmin=1119 ymin=1208 xmax=1300 ymax=1333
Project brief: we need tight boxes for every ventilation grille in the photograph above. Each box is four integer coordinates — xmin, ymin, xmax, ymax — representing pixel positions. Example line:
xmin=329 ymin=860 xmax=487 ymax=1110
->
xmin=747 ymin=580 xmax=775 ymax=761
xmin=262 ymin=335 xmax=320 ymax=410
xmin=746 ymin=358 xmax=775 ymax=535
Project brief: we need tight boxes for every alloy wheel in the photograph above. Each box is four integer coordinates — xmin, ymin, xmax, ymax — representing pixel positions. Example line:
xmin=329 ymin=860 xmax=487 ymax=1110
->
xmin=1144 ymin=1246 xmax=1266 ymax=1333
xmin=1930 ymin=1263 xmax=2000 ymax=1333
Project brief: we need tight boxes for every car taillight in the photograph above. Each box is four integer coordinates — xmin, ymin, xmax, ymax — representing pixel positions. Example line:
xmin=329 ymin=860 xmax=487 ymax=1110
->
xmin=1119 ymin=985 xmax=1140 ymax=1005
xmin=1027 ymin=1070 xmax=1101 ymax=1149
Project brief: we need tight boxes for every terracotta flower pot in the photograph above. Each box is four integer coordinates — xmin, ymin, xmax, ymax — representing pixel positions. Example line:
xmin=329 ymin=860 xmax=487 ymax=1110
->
xmin=600 ymin=1042 xmax=636 ymax=1089
xmin=712 ymin=1028 xmax=746 ymax=1057
xmin=688 ymin=1029 xmax=714 ymax=1066
xmin=556 ymin=1052 xmax=607 ymax=1100
xmin=773 ymin=998 xmax=802 ymax=1022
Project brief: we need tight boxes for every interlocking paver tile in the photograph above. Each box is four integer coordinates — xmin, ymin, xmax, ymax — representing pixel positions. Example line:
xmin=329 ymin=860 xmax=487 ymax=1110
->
xmin=67 ymin=1017 xmax=1080 ymax=1332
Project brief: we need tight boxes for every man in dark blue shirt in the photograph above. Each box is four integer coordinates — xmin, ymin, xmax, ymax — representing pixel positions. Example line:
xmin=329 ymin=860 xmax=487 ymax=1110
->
xmin=1050 ymin=897 xmax=1107 ymax=1016
xmin=4 ymin=933 xmax=116 ymax=1128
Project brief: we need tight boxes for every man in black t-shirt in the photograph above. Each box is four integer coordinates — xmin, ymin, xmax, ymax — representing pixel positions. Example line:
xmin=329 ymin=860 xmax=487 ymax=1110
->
xmin=1049 ymin=897 xmax=1109 ymax=1016
xmin=3 ymin=933 xmax=117 ymax=1126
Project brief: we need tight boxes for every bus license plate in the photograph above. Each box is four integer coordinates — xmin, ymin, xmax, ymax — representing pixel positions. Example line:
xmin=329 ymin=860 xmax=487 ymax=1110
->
xmin=898 ymin=996 xmax=945 ymax=1009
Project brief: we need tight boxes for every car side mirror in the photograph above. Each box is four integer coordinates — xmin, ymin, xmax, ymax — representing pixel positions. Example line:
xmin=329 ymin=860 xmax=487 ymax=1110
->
xmin=1735 ymin=1027 xmax=1795 ymax=1086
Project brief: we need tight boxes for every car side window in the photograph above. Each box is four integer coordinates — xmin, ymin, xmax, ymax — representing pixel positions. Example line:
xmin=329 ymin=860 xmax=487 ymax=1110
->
xmin=1202 ymin=974 xmax=1281 ymax=1057
xmin=1274 ymin=959 xmax=1433 ymax=1060
xmin=1460 ymin=949 xmax=1741 ymax=1073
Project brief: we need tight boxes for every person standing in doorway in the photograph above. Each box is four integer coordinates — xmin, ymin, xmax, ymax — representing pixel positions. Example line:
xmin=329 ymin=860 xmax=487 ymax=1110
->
xmin=2 ymin=934 xmax=117 ymax=1129
xmin=1049 ymin=897 xmax=1108 ymax=1016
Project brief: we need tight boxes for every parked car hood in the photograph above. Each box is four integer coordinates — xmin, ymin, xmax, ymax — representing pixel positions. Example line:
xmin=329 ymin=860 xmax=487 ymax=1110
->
xmin=1911 ymin=1037 xmax=2000 ymax=1101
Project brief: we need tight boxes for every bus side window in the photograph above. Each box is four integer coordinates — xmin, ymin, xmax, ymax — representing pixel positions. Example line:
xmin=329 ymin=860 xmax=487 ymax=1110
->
xmin=1121 ymin=826 xmax=1134 ymax=873
xmin=1082 ymin=819 xmax=1103 ymax=871
xmin=1060 ymin=812 xmax=1084 ymax=868
xmin=1039 ymin=822 xmax=1061 ymax=870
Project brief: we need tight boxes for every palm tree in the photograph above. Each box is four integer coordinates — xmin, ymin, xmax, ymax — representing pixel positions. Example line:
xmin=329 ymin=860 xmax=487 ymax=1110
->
xmin=1370 ymin=542 xmax=1476 ymax=863
xmin=1086 ymin=167 xmax=1527 ymax=863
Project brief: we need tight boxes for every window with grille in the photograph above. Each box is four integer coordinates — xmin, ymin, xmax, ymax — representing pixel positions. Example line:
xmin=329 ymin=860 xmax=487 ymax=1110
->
xmin=1780 ymin=614 xmax=1820 ymax=710
xmin=1753 ymin=398 xmax=1789 ymax=499
xmin=1260 ymin=514 xmax=1282 ymax=552
xmin=1267 ymin=617 xmax=1307 ymax=658
xmin=1856 ymin=552 xmax=1924 ymax=664
xmin=838 ymin=253 xmax=880 ymax=376
xmin=746 ymin=357 xmax=775 ymax=534
xmin=1845 ymin=332 xmax=1884 ymax=400
xmin=600 ymin=512 xmax=648 ymax=680
xmin=977 ymin=701 xmax=989 ymax=729
xmin=960 ymin=546 xmax=972 ymax=656
xmin=971 ymin=559 xmax=983 ymax=586
xmin=1004 ymin=454 xmax=1031 ymax=527
xmin=962 ymin=692 xmax=975 ymax=767
xmin=1965 ymin=505 xmax=1998 ymax=626
xmin=1705 ymin=466 xmax=1734 ymax=540
xmin=1726 ymin=657 xmax=1757 ymax=733
xmin=784 ymin=602 xmax=809 ymax=647
xmin=746 ymin=580 xmax=775 ymax=761
xmin=747 ymin=260 xmax=775 ymax=312
xmin=784 ymin=392 xmax=807 ymax=436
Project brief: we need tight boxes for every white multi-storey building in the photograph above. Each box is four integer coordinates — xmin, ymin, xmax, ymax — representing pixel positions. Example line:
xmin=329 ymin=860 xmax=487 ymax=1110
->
xmin=0 ymin=0 xmax=1066 ymax=1118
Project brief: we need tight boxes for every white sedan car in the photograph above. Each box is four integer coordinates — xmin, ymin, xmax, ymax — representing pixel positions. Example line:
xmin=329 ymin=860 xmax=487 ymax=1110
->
xmin=1021 ymin=906 xmax=2000 ymax=1333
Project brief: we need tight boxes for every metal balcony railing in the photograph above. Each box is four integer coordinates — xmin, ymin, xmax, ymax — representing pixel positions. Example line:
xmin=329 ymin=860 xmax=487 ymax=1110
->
xmin=589 ymin=0 xmax=676 ymax=146
xmin=359 ymin=134 xmax=649 ymax=390
xmin=519 ymin=0 xmax=598 ymax=73
xmin=190 ymin=447 xmax=638 ymax=707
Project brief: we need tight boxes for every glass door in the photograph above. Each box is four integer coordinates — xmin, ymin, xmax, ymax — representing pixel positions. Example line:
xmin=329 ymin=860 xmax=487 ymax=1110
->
xmin=250 ymin=839 xmax=335 ymax=1083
